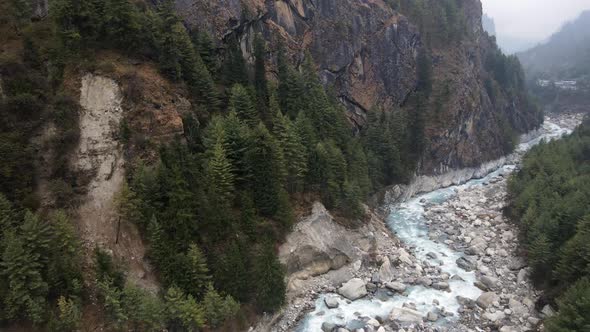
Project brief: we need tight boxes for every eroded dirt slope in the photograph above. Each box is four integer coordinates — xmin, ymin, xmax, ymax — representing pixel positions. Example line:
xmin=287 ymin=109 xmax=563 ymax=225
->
xmin=74 ymin=73 xmax=157 ymax=292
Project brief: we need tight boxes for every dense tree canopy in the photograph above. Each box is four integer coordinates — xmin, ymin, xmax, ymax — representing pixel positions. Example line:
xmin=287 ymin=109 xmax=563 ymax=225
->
xmin=509 ymin=118 xmax=590 ymax=330
xmin=0 ymin=0 xmax=472 ymax=329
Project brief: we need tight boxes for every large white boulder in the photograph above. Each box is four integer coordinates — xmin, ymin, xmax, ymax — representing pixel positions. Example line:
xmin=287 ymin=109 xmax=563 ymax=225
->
xmin=338 ymin=278 xmax=367 ymax=300
xmin=477 ymin=292 xmax=499 ymax=309
xmin=388 ymin=307 xmax=424 ymax=323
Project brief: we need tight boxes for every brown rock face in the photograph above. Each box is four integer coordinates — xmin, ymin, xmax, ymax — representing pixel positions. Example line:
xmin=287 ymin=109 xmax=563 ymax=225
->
xmin=175 ymin=0 xmax=420 ymax=126
xmin=174 ymin=0 xmax=542 ymax=175
xmin=421 ymin=0 xmax=541 ymax=174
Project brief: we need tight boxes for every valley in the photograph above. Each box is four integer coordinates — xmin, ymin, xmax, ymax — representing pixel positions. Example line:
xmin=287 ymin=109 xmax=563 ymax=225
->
xmin=266 ymin=113 xmax=584 ymax=332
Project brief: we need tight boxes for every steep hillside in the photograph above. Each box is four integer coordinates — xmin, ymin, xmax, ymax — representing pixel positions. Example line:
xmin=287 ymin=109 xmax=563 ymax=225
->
xmin=174 ymin=0 xmax=542 ymax=174
xmin=518 ymin=10 xmax=590 ymax=79
xmin=0 ymin=0 xmax=541 ymax=331
xmin=518 ymin=10 xmax=590 ymax=114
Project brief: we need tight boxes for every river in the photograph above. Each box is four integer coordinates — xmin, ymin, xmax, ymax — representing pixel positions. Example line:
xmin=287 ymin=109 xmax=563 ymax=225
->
xmin=296 ymin=115 xmax=580 ymax=332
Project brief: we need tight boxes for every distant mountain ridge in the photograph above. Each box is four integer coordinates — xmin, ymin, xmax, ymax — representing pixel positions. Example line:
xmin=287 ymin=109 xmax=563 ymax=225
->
xmin=518 ymin=10 xmax=590 ymax=79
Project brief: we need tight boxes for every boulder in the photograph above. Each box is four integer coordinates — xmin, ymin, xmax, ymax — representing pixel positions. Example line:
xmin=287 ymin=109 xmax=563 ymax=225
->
xmin=483 ymin=311 xmax=506 ymax=323
xmin=517 ymin=268 xmax=529 ymax=284
xmin=338 ymin=278 xmax=368 ymax=300
xmin=457 ymin=296 xmax=477 ymax=309
xmin=508 ymin=298 xmax=528 ymax=316
xmin=426 ymin=311 xmax=438 ymax=322
xmin=325 ymin=296 xmax=340 ymax=309
xmin=371 ymin=272 xmax=381 ymax=284
xmin=476 ymin=292 xmax=499 ymax=309
xmin=508 ymin=257 xmax=527 ymax=271
xmin=432 ymin=282 xmax=450 ymax=290
xmin=367 ymin=318 xmax=380 ymax=327
xmin=480 ymin=276 xmax=499 ymax=289
xmin=418 ymin=276 xmax=433 ymax=286
xmin=397 ymin=248 xmax=413 ymax=266
xmin=456 ymin=256 xmax=476 ymax=271
xmin=388 ymin=307 xmax=423 ymax=323
xmin=378 ymin=257 xmax=395 ymax=283
xmin=322 ymin=322 xmax=339 ymax=332
xmin=385 ymin=282 xmax=407 ymax=293
xmin=528 ymin=317 xmax=541 ymax=325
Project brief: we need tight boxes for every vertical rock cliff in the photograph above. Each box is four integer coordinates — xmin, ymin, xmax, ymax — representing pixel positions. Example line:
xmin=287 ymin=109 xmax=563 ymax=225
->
xmin=173 ymin=0 xmax=542 ymax=175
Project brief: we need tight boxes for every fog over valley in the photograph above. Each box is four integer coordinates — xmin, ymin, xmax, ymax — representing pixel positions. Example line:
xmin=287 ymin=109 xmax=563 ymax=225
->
xmin=481 ymin=0 xmax=590 ymax=53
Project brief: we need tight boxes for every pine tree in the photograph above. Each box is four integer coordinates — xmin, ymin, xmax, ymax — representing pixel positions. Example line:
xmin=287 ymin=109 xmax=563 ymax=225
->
xmin=185 ymin=244 xmax=211 ymax=299
xmin=0 ymin=193 xmax=15 ymax=240
xmin=222 ymin=111 xmax=251 ymax=186
xmin=245 ymin=124 xmax=286 ymax=216
xmin=222 ymin=36 xmax=248 ymax=87
xmin=341 ymin=180 xmax=365 ymax=219
xmin=161 ymin=164 xmax=198 ymax=245
xmin=229 ymin=84 xmax=259 ymax=127
xmin=274 ymin=189 xmax=295 ymax=234
xmin=121 ymin=285 xmax=165 ymax=331
xmin=294 ymin=111 xmax=319 ymax=152
xmin=545 ymin=278 xmax=590 ymax=332
xmin=156 ymin=0 xmax=183 ymax=81
xmin=528 ymin=234 xmax=552 ymax=279
xmin=202 ymin=283 xmax=239 ymax=328
xmin=115 ymin=181 xmax=143 ymax=228
xmin=212 ymin=240 xmax=251 ymax=302
xmin=306 ymin=142 xmax=328 ymax=193
xmin=206 ymin=140 xmax=235 ymax=204
xmin=104 ymin=0 xmax=140 ymax=49
xmin=254 ymin=33 xmax=269 ymax=122
xmin=272 ymin=110 xmax=308 ymax=193
xmin=165 ymin=287 xmax=205 ymax=331
xmin=346 ymin=140 xmax=371 ymax=197
xmin=52 ymin=296 xmax=82 ymax=332
xmin=277 ymin=45 xmax=306 ymax=118
xmin=174 ymin=21 xmax=220 ymax=111
xmin=20 ymin=211 xmax=52 ymax=266
xmin=97 ymin=278 xmax=127 ymax=326
xmin=238 ymin=193 xmax=258 ymax=239
xmin=47 ymin=211 xmax=83 ymax=297
xmin=252 ymin=242 xmax=285 ymax=313
xmin=10 ymin=0 xmax=32 ymax=27
xmin=323 ymin=141 xmax=347 ymax=208
xmin=192 ymin=30 xmax=216 ymax=73
xmin=0 ymin=231 xmax=48 ymax=323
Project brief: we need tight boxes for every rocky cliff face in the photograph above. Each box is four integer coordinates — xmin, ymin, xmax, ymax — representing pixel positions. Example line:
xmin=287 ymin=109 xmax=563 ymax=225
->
xmin=176 ymin=0 xmax=420 ymax=127
xmin=421 ymin=0 xmax=541 ymax=174
xmin=173 ymin=0 xmax=541 ymax=174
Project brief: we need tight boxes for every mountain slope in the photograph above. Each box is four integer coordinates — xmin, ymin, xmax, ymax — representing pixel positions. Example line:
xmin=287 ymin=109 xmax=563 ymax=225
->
xmin=0 ymin=0 xmax=542 ymax=330
xmin=175 ymin=0 xmax=542 ymax=174
xmin=518 ymin=10 xmax=590 ymax=79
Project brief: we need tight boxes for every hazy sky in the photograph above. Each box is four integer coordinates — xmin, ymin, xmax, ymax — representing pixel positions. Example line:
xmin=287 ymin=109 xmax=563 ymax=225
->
xmin=481 ymin=0 xmax=590 ymax=45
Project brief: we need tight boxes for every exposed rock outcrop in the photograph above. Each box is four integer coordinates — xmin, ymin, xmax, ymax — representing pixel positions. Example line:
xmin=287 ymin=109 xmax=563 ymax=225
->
xmin=279 ymin=202 xmax=385 ymax=291
xmin=176 ymin=0 xmax=420 ymax=127
xmin=74 ymin=73 xmax=157 ymax=291
xmin=338 ymin=278 xmax=367 ymax=301
xmin=174 ymin=0 xmax=542 ymax=175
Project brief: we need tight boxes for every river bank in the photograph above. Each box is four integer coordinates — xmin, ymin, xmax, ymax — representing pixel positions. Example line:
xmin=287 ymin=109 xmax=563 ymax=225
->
xmin=255 ymin=113 xmax=584 ymax=332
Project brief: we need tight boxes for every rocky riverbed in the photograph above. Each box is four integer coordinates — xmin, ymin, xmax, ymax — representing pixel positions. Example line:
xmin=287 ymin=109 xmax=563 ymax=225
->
xmin=253 ymin=113 xmax=584 ymax=332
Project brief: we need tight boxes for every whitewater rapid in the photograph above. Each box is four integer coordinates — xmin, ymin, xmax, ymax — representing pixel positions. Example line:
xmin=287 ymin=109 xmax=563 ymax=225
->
xmin=297 ymin=117 xmax=574 ymax=331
